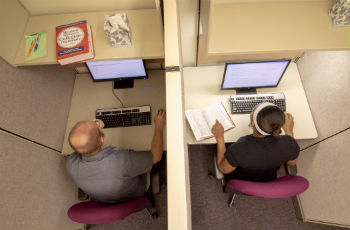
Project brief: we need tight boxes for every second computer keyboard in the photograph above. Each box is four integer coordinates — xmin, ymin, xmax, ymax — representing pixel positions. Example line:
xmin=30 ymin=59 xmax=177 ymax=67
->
xmin=95 ymin=105 xmax=151 ymax=128
xmin=230 ymin=92 xmax=286 ymax=114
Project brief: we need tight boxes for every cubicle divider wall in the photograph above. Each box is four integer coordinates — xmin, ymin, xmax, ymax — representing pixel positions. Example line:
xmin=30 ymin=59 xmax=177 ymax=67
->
xmin=164 ymin=1 xmax=192 ymax=229
xmin=0 ymin=57 xmax=82 ymax=230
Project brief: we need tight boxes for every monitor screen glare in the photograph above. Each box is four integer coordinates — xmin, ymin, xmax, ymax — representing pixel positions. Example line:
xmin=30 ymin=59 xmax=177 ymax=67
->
xmin=86 ymin=59 xmax=147 ymax=81
xmin=222 ymin=60 xmax=290 ymax=89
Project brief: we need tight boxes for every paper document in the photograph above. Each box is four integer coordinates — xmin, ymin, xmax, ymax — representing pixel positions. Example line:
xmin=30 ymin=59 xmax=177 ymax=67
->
xmin=185 ymin=102 xmax=235 ymax=141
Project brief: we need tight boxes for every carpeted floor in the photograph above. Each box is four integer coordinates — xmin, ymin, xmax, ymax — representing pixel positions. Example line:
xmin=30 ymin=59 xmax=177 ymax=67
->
xmin=188 ymin=144 xmax=347 ymax=230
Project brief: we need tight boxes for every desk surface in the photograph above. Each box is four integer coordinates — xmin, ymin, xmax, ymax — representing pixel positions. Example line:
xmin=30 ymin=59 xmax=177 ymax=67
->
xmin=207 ymin=1 xmax=350 ymax=55
xmin=61 ymin=70 xmax=166 ymax=155
xmin=14 ymin=9 xmax=164 ymax=66
xmin=184 ymin=62 xmax=317 ymax=144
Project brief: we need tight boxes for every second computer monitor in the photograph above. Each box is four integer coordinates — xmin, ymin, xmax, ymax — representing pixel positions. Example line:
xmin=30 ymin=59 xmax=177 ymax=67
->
xmin=86 ymin=59 xmax=147 ymax=89
xmin=221 ymin=59 xmax=291 ymax=94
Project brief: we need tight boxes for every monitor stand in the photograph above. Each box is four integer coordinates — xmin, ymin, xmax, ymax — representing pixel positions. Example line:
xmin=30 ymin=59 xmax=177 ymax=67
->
xmin=113 ymin=79 xmax=134 ymax=89
xmin=236 ymin=88 xmax=257 ymax=95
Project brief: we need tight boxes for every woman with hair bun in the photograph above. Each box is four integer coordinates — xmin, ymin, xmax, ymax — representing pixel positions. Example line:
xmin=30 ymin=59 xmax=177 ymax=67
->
xmin=212 ymin=102 xmax=299 ymax=182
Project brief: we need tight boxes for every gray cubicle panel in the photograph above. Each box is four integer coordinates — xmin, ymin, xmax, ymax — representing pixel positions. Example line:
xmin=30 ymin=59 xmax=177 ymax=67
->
xmin=296 ymin=51 xmax=350 ymax=149
xmin=0 ymin=130 xmax=82 ymax=229
xmin=298 ymin=130 xmax=350 ymax=226
xmin=0 ymin=57 xmax=75 ymax=151
xmin=295 ymin=51 xmax=350 ymax=227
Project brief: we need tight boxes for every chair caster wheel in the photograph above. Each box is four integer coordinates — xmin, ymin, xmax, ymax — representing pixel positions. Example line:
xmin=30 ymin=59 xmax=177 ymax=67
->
xmin=152 ymin=212 xmax=159 ymax=218
xmin=146 ymin=208 xmax=158 ymax=218
xmin=84 ymin=224 xmax=92 ymax=230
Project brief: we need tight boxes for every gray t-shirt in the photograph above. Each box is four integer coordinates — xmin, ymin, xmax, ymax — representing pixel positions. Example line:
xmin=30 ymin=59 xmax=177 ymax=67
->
xmin=66 ymin=146 xmax=153 ymax=203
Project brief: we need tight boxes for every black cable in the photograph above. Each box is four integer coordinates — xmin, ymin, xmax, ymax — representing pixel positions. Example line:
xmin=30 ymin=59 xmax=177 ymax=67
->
xmin=112 ymin=82 xmax=124 ymax=107
xmin=0 ymin=127 xmax=61 ymax=153
xmin=300 ymin=127 xmax=350 ymax=152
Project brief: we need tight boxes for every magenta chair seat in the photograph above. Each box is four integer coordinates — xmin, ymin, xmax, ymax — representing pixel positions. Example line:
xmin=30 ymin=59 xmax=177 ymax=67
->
xmin=67 ymin=197 xmax=148 ymax=224
xmin=227 ymin=175 xmax=309 ymax=198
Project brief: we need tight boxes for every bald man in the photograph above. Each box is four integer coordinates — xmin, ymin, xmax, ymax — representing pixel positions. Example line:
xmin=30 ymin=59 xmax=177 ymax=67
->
xmin=66 ymin=110 xmax=166 ymax=203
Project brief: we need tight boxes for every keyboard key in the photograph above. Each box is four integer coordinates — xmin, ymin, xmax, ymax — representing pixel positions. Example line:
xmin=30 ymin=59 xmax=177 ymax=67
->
xmin=96 ymin=106 xmax=151 ymax=128
xmin=230 ymin=93 xmax=286 ymax=114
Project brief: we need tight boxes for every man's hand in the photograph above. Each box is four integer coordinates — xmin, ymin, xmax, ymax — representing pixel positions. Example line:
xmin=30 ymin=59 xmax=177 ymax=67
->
xmin=282 ymin=113 xmax=294 ymax=137
xmin=154 ymin=109 xmax=166 ymax=131
xmin=211 ymin=120 xmax=224 ymax=140
xmin=91 ymin=119 xmax=105 ymax=129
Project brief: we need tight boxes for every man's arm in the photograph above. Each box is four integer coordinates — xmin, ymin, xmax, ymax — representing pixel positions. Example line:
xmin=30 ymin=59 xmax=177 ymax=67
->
xmin=211 ymin=120 xmax=236 ymax=174
xmin=151 ymin=110 xmax=166 ymax=164
xmin=282 ymin=113 xmax=298 ymax=165
xmin=287 ymin=158 xmax=298 ymax=166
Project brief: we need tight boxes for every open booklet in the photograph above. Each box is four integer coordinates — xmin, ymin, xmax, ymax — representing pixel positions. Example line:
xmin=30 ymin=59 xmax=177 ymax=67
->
xmin=185 ymin=102 xmax=235 ymax=141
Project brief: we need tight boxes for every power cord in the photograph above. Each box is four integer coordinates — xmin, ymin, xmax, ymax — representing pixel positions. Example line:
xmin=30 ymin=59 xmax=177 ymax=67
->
xmin=112 ymin=82 xmax=124 ymax=107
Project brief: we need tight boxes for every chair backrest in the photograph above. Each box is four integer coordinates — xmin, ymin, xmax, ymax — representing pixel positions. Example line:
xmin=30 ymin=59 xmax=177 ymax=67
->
xmin=227 ymin=175 xmax=309 ymax=198
xmin=67 ymin=196 xmax=148 ymax=224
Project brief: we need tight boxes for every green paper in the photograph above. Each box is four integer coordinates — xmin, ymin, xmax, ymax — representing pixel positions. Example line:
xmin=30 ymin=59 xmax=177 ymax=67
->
xmin=25 ymin=31 xmax=47 ymax=61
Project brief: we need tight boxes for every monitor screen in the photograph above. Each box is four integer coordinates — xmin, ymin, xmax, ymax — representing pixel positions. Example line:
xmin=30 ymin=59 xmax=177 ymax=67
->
xmin=86 ymin=59 xmax=147 ymax=81
xmin=221 ymin=60 xmax=290 ymax=90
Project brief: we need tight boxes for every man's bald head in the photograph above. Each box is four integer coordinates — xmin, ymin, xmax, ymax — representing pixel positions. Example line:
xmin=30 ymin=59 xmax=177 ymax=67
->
xmin=69 ymin=121 xmax=104 ymax=155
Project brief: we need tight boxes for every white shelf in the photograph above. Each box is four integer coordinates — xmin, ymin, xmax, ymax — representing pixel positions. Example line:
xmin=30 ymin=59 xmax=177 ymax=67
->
xmin=14 ymin=9 xmax=164 ymax=66
xmin=207 ymin=1 xmax=350 ymax=56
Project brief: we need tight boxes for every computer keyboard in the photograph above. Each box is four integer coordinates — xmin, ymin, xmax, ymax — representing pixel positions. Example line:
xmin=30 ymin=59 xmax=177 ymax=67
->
xmin=95 ymin=105 xmax=151 ymax=128
xmin=230 ymin=93 xmax=286 ymax=114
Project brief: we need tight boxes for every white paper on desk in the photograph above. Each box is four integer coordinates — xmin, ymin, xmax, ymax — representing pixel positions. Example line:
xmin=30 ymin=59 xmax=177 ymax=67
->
xmin=185 ymin=109 xmax=212 ymax=140
xmin=185 ymin=102 xmax=235 ymax=141
xmin=202 ymin=103 xmax=234 ymax=131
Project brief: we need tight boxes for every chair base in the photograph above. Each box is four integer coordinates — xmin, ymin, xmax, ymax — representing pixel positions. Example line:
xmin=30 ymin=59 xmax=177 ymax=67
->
xmin=84 ymin=224 xmax=93 ymax=230
xmin=151 ymin=165 xmax=160 ymax=195
xmin=146 ymin=207 xmax=159 ymax=218
xmin=228 ymin=193 xmax=236 ymax=207
xmin=78 ymin=188 xmax=89 ymax=201
xmin=144 ymin=164 xmax=160 ymax=219
xmin=291 ymin=195 xmax=304 ymax=221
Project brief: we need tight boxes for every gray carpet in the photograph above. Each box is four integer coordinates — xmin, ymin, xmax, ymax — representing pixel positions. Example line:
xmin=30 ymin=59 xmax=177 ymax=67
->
xmin=189 ymin=144 xmax=347 ymax=230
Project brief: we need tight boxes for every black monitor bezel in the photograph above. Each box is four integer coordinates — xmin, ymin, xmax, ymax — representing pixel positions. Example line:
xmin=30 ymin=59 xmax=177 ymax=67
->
xmin=221 ymin=59 xmax=291 ymax=90
xmin=85 ymin=59 xmax=148 ymax=82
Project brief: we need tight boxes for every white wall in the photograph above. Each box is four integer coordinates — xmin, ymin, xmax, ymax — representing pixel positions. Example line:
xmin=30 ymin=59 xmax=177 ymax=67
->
xmin=164 ymin=0 xmax=192 ymax=229
xmin=179 ymin=0 xmax=199 ymax=67
xmin=19 ymin=0 xmax=156 ymax=15
xmin=0 ymin=0 xmax=29 ymax=64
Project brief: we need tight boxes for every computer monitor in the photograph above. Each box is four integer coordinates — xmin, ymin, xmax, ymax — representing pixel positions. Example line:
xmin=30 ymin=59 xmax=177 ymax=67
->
xmin=221 ymin=59 xmax=291 ymax=94
xmin=86 ymin=59 xmax=147 ymax=89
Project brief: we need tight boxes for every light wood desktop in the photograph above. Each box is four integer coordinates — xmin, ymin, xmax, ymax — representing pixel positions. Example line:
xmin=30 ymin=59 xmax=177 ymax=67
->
xmin=207 ymin=1 xmax=350 ymax=56
xmin=184 ymin=62 xmax=317 ymax=144
xmin=61 ymin=70 xmax=166 ymax=155
xmin=14 ymin=9 xmax=164 ymax=66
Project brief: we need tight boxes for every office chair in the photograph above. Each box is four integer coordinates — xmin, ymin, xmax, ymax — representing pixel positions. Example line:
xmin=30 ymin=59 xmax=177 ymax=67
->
xmin=67 ymin=166 xmax=160 ymax=227
xmin=211 ymin=154 xmax=309 ymax=208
